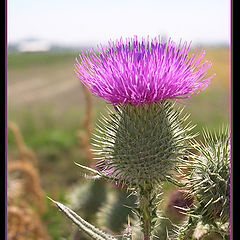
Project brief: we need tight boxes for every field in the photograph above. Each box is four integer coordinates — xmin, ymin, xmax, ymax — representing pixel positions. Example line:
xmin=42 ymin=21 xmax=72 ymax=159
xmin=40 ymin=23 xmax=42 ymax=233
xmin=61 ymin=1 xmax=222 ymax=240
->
xmin=7 ymin=47 xmax=230 ymax=239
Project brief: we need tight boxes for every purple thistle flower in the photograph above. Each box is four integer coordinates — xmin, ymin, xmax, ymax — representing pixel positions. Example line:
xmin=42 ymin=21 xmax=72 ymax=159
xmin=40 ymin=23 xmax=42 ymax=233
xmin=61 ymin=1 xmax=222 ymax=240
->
xmin=75 ymin=36 xmax=215 ymax=106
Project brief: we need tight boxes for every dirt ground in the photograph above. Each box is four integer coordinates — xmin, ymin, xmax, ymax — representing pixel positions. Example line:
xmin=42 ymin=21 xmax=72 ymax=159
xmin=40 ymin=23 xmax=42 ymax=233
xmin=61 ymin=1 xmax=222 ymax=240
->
xmin=8 ymin=61 xmax=87 ymax=109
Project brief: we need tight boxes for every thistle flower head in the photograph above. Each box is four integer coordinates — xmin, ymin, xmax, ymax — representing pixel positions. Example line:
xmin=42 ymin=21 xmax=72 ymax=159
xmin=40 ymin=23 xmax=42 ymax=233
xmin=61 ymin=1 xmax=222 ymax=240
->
xmin=187 ymin=126 xmax=231 ymax=224
xmin=75 ymin=36 xmax=215 ymax=105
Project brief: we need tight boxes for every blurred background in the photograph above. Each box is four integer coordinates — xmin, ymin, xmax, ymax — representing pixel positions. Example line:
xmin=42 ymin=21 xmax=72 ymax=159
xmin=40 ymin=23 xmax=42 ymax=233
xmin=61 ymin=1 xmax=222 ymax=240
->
xmin=7 ymin=0 xmax=230 ymax=239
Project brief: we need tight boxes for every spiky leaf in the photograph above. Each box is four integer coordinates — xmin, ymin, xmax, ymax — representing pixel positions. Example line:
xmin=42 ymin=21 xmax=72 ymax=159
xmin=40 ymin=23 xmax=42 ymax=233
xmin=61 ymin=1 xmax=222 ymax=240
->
xmin=48 ymin=197 xmax=117 ymax=240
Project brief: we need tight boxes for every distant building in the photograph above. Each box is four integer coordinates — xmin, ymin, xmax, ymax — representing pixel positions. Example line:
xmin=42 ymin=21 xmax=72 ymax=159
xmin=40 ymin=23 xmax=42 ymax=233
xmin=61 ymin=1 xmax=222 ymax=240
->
xmin=17 ymin=39 xmax=51 ymax=53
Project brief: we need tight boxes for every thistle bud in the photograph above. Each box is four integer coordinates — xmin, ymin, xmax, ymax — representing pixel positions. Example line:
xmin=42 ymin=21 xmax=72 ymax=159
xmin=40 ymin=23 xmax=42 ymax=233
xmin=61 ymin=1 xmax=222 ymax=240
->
xmin=94 ymin=101 xmax=194 ymax=188
xmin=187 ymin=126 xmax=231 ymax=225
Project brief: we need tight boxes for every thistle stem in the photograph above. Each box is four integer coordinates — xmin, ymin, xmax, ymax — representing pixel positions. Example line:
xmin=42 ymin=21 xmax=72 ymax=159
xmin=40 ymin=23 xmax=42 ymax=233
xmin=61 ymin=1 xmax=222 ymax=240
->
xmin=141 ymin=195 xmax=150 ymax=240
xmin=143 ymin=219 xmax=150 ymax=240
xmin=138 ymin=185 xmax=155 ymax=240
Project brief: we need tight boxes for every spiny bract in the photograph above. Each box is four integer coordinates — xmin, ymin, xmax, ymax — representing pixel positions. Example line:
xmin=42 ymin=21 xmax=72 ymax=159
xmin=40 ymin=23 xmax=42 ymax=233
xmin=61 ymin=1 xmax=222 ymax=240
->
xmin=187 ymin=126 xmax=231 ymax=224
xmin=93 ymin=101 xmax=194 ymax=187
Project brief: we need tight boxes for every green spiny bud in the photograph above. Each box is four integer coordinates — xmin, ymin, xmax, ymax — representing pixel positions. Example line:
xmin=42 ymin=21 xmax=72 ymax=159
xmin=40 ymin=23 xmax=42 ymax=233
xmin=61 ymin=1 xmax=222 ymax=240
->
xmin=187 ymin=126 xmax=231 ymax=225
xmin=94 ymin=101 xmax=194 ymax=187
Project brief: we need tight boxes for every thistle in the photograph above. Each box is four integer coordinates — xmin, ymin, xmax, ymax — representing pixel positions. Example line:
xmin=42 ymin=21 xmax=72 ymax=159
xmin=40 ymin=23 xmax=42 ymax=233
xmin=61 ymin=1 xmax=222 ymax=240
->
xmin=179 ymin=126 xmax=231 ymax=239
xmin=52 ymin=36 xmax=214 ymax=240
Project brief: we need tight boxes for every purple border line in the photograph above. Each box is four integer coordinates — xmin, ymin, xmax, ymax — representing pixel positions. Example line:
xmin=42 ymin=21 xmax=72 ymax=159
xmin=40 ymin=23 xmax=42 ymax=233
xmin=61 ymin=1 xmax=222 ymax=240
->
xmin=6 ymin=0 xmax=8 ymax=238
xmin=230 ymin=0 xmax=232 ymax=239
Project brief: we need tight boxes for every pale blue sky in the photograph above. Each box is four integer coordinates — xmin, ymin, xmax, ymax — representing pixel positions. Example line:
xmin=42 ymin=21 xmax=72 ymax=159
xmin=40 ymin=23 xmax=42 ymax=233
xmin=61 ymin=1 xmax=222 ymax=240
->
xmin=8 ymin=0 xmax=231 ymax=46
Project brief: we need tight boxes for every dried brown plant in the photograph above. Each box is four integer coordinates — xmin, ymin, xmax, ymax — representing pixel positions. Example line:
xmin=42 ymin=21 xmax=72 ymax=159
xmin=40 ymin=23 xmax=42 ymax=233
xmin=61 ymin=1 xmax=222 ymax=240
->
xmin=8 ymin=204 xmax=51 ymax=240
xmin=8 ymin=160 xmax=46 ymax=213
xmin=81 ymin=84 xmax=93 ymax=137
xmin=8 ymin=122 xmax=36 ymax=165
xmin=8 ymin=122 xmax=52 ymax=240
xmin=76 ymin=84 xmax=94 ymax=167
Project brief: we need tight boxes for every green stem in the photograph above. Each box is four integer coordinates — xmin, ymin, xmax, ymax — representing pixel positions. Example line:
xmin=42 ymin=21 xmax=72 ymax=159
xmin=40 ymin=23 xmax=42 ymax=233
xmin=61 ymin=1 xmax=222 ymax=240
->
xmin=142 ymin=195 xmax=150 ymax=240
xmin=143 ymin=218 xmax=150 ymax=240
xmin=138 ymin=185 xmax=155 ymax=240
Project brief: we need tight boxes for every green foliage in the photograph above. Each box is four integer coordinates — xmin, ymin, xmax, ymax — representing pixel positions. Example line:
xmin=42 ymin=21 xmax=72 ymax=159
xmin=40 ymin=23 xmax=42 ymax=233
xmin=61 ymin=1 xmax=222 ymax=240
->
xmin=69 ymin=180 xmax=108 ymax=221
xmin=8 ymin=52 xmax=77 ymax=69
xmin=97 ymin=190 xmax=137 ymax=234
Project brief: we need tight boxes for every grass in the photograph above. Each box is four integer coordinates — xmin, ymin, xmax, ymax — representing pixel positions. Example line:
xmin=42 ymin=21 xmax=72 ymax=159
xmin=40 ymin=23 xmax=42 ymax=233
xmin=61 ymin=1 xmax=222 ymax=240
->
xmin=8 ymin=51 xmax=78 ymax=69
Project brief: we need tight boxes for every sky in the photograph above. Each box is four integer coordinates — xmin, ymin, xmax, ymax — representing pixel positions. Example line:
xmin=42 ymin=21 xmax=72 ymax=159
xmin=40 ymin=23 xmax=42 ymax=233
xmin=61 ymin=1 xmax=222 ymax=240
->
xmin=8 ymin=0 xmax=231 ymax=47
